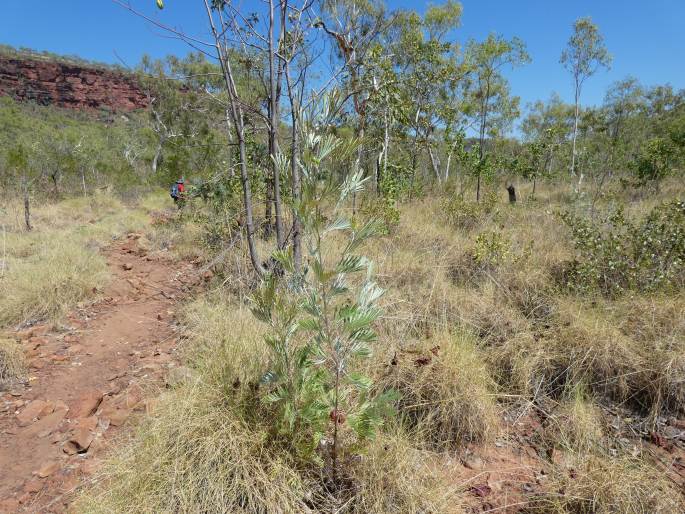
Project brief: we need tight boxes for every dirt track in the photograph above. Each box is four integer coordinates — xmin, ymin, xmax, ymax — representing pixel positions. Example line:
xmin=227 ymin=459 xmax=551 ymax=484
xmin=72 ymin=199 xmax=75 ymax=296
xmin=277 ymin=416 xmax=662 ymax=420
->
xmin=0 ymin=232 xmax=200 ymax=513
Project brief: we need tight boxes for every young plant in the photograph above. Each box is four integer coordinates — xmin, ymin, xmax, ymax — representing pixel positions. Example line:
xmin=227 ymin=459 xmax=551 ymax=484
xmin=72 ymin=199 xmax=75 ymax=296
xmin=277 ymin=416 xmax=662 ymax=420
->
xmin=251 ymin=105 xmax=396 ymax=485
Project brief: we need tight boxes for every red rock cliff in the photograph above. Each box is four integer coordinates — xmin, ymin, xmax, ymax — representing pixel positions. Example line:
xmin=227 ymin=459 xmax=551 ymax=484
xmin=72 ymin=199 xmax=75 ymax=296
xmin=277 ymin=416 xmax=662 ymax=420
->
xmin=0 ymin=56 xmax=149 ymax=111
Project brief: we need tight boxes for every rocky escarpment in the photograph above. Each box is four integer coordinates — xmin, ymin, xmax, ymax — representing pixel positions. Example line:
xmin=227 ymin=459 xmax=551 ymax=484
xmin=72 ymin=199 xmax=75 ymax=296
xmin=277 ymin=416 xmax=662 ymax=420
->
xmin=0 ymin=56 xmax=148 ymax=111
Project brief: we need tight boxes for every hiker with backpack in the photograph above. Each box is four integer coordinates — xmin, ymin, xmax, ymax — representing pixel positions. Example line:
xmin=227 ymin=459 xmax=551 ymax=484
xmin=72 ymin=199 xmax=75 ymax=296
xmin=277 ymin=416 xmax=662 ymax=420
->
xmin=170 ymin=178 xmax=186 ymax=207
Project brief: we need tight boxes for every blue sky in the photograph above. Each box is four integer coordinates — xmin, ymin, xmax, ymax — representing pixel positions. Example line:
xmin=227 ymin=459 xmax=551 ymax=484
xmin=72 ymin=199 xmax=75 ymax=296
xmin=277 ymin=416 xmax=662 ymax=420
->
xmin=1 ymin=0 xmax=683 ymax=115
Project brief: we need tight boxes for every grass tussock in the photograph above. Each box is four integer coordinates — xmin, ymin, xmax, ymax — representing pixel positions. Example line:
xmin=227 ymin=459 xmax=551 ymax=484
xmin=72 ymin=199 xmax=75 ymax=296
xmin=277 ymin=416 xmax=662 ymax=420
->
xmin=0 ymin=191 xmax=167 ymax=328
xmin=0 ymin=235 xmax=109 ymax=326
xmin=349 ymin=430 xmax=464 ymax=513
xmin=180 ymin=294 xmax=270 ymax=399
xmin=75 ymin=383 xmax=313 ymax=514
xmin=79 ymin=294 xmax=467 ymax=513
xmin=527 ymin=455 xmax=684 ymax=513
xmin=378 ymin=331 xmax=499 ymax=450
xmin=0 ymin=337 xmax=25 ymax=388
xmin=542 ymin=386 xmax=605 ymax=455
xmin=489 ymin=301 xmax=646 ymax=407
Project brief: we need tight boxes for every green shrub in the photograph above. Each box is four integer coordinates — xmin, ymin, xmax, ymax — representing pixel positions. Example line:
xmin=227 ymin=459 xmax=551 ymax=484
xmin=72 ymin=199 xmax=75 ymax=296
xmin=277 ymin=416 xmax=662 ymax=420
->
xmin=633 ymin=137 xmax=677 ymax=188
xmin=471 ymin=230 xmax=512 ymax=267
xmin=559 ymin=200 xmax=685 ymax=295
xmin=442 ymin=190 xmax=498 ymax=230
xmin=360 ymin=196 xmax=400 ymax=235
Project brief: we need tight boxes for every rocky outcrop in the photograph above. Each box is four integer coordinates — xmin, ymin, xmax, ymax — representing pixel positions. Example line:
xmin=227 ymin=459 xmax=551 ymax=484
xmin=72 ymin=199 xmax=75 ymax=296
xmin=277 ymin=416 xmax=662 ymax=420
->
xmin=0 ymin=56 xmax=148 ymax=111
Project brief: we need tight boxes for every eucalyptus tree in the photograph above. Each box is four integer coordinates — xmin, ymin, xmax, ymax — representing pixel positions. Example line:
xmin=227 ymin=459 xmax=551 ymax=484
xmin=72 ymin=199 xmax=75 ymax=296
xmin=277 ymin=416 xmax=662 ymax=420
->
xmin=138 ymin=54 xmax=225 ymax=180
xmin=389 ymin=1 xmax=470 ymax=191
xmin=364 ymin=43 xmax=402 ymax=195
xmin=315 ymin=0 xmax=389 ymax=210
xmin=6 ymin=145 xmax=33 ymax=231
xmin=560 ymin=16 xmax=611 ymax=188
xmin=278 ymin=1 xmax=318 ymax=273
xmin=521 ymin=93 xmax=574 ymax=177
xmin=466 ymin=33 xmax=529 ymax=201
xmin=191 ymin=1 xmax=265 ymax=274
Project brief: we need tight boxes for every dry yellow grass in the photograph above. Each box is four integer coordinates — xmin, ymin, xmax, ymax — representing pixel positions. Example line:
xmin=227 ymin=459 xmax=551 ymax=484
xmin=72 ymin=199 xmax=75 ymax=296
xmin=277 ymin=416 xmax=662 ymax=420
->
xmin=542 ymin=386 xmax=605 ymax=455
xmin=349 ymin=429 xmax=464 ymax=513
xmin=0 ymin=234 xmax=109 ymax=326
xmin=528 ymin=455 xmax=684 ymax=513
xmin=0 ymin=337 xmax=25 ymax=388
xmin=74 ymin=178 xmax=685 ymax=511
xmin=376 ymin=330 xmax=499 ymax=450
xmin=78 ymin=294 xmax=468 ymax=513
xmin=0 ymin=191 xmax=166 ymax=328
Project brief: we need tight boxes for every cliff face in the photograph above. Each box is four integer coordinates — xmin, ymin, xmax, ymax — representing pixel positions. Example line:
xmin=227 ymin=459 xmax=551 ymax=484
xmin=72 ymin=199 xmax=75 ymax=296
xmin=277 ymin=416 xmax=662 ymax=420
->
xmin=0 ymin=56 xmax=149 ymax=111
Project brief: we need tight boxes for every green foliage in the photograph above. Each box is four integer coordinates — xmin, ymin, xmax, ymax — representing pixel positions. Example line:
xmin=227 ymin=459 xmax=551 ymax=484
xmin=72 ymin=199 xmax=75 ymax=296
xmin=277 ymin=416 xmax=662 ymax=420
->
xmin=471 ymin=230 xmax=512 ymax=267
xmin=0 ymin=96 xmax=147 ymax=193
xmin=560 ymin=200 xmax=685 ymax=295
xmin=187 ymin=174 xmax=243 ymax=250
xmin=251 ymin=113 xmax=396 ymax=472
xmin=360 ymin=197 xmax=400 ymax=235
xmin=634 ymin=137 xmax=677 ymax=187
xmin=560 ymin=17 xmax=612 ymax=80
xmin=442 ymin=190 xmax=498 ymax=230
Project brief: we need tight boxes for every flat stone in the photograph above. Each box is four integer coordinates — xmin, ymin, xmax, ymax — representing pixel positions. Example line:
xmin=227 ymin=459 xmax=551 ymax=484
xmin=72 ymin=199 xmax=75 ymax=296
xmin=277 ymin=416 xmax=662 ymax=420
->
xmin=64 ymin=427 xmax=93 ymax=455
xmin=101 ymin=405 xmax=129 ymax=427
xmin=26 ymin=406 xmax=68 ymax=438
xmin=78 ymin=415 xmax=99 ymax=432
xmin=37 ymin=461 xmax=60 ymax=478
xmin=124 ymin=384 xmax=144 ymax=409
xmin=71 ymin=391 xmax=103 ymax=418
xmin=17 ymin=400 xmax=48 ymax=426
xmin=38 ymin=401 xmax=56 ymax=418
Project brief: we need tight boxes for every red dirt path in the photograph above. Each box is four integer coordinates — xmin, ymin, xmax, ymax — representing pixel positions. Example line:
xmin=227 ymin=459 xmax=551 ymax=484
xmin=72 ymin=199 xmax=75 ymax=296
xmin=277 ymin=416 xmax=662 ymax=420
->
xmin=0 ymin=232 xmax=200 ymax=513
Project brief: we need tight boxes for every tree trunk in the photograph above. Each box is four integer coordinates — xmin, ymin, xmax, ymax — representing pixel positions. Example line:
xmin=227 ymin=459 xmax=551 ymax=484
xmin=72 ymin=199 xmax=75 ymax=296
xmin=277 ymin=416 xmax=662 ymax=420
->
xmin=352 ymin=125 xmax=364 ymax=215
xmin=151 ymin=141 xmax=163 ymax=174
xmin=477 ymin=83 xmax=489 ymax=203
xmin=571 ymin=78 xmax=580 ymax=184
xmin=203 ymin=0 xmax=263 ymax=276
xmin=264 ymin=178 xmax=274 ymax=239
xmin=427 ymin=146 xmax=442 ymax=183
xmin=51 ymin=172 xmax=60 ymax=196
xmin=409 ymin=134 xmax=418 ymax=201
xmin=285 ymin=60 xmax=302 ymax=274
xmin=268 ymin=0 xmax=284 ymax=249
xmin=379 ymin=106 xmax=390 ymax=195
xmin=81 ymin=167 xmax=87 ymax=196
xmin=22 ymin=174 xmax=32 ymax=232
